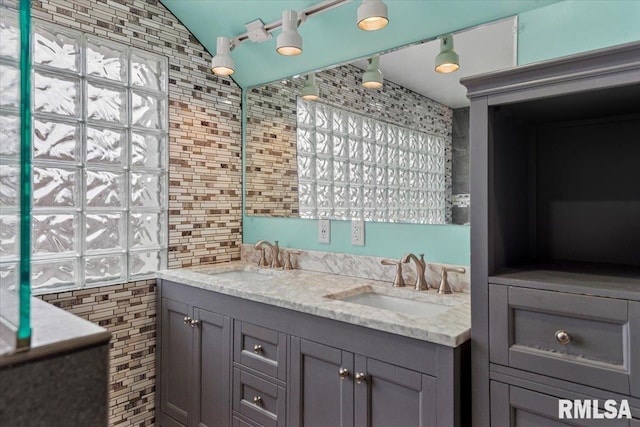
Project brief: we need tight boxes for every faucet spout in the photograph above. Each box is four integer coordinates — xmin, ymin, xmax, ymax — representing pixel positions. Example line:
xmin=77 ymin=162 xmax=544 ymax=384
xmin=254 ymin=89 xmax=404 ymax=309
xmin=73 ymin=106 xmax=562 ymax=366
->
xmin=254 ymin=240 xmax=281 ymax=269
xmin=401 ymin=253 xmax=428 ymax=291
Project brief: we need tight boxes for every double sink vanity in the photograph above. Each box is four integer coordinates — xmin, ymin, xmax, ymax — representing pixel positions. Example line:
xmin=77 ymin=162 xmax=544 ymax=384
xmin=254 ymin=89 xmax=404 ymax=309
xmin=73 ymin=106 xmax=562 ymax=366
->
xmin=155 ymin=251 xmax=471 ymax=427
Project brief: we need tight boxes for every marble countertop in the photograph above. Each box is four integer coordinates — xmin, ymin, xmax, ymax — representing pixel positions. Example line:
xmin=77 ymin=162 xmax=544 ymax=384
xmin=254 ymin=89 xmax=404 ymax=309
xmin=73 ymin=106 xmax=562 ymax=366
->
xmin=157 ymin=262 xmax=470 ymax=347
xmin=0 ymin=297 xmax=110 ymax=368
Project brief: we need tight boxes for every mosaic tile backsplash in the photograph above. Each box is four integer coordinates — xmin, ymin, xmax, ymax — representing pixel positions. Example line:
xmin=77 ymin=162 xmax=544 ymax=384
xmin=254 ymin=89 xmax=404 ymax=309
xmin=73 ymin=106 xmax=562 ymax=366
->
xmin=245 ymin=64 xmax=453 ymax=222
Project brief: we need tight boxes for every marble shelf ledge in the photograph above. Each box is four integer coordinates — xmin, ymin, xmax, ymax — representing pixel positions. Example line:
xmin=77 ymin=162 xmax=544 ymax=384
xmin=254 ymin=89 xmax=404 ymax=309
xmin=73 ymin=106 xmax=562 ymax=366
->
xmin=0 ymin=297 xmax=110 ymax=368
xmin=157 ymin=261 xmax=470 ymax=347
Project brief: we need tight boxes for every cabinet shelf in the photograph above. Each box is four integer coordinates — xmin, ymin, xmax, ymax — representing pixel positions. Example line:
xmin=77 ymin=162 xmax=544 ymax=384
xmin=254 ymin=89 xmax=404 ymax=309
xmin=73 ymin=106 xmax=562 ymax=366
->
xmin=490 ymin=262 xmax=640 ymax=301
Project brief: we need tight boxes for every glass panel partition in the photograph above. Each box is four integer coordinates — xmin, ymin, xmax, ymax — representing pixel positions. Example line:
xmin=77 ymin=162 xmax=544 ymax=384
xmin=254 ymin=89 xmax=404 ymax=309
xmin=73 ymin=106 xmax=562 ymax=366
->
xmin=0 ymin=0 xmax=31 ymax=355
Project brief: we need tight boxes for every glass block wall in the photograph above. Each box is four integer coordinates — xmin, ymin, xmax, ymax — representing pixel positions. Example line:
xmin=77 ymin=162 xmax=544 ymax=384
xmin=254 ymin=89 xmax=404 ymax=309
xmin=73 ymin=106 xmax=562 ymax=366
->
xmin=0 ymin=5 xmax=24 ymax=354
xmin=297 ymin=99 xmax=447 ymax=223
xmin=26 ymin=19 xmax=168 ymax=293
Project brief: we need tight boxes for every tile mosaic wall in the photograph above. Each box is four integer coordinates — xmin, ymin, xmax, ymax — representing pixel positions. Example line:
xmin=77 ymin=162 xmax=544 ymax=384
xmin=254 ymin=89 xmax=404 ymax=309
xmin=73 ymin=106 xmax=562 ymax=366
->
xmin=0 ymin=0 xmax=244 ymax=425
xmin=39 ymin=280 xmax=156 ymax=426
xmin=245 ymin=64 xmax=453 ymax=221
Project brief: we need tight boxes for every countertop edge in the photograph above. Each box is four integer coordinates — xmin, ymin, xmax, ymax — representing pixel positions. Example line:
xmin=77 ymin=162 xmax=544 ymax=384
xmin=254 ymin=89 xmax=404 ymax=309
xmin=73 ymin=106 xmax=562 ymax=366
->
xmin=0 ymin=298 xmax=111 ymax=369
xmin=157 ymin=265 xmax=470 ymax=348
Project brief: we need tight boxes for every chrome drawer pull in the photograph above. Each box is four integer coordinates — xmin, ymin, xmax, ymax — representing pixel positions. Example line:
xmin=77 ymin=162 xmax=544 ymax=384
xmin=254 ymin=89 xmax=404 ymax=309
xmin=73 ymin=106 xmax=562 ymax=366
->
xmin=338 ymin=367 xmax=349 ymax=379
xmin=183 ymin=316 xmax=192 ymax=325
xmin=190 ymin=319 xmax=200 ymax=328
xmin=355 ymin=372 xmax=367 ymax=384
xmin=555 ymin=330 xmax=571 ymax=345
xmin=253 ymin=344 xmax=263 ymax=354
xmin=253 ymin=395 xmax=263 ymax=406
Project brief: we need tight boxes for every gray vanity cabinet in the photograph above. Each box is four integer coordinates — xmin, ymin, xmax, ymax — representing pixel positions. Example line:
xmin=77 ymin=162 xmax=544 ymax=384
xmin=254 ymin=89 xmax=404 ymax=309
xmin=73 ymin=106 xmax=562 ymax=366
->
xmin=157 ymin=279 xmax=469 ymax=427
xmin=462 ymin=42 xmax=640 ymax=426
xmin=289 ymin=338 xmax=354 ymax=427
xmin=290 ymin=337 xmax=437 ymax=427
xmin=159 ymin=297 xmax=232 ymax=427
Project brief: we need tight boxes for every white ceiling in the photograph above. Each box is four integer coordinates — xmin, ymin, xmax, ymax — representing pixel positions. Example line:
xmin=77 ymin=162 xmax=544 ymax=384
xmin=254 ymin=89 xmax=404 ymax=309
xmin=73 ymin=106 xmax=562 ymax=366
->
xmin=353 ymin=17 xmax=517 ymax=108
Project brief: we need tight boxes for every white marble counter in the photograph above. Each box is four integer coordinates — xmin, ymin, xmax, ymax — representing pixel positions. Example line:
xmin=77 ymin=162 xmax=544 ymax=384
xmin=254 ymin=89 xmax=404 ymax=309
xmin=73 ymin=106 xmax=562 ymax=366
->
xmin=157 ymin=261 xmax=470 ymax=347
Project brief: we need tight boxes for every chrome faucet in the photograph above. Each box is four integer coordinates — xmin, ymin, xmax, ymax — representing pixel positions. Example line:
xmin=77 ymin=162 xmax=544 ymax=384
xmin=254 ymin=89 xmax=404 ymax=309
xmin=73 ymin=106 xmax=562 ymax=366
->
xmin=254 ymin=240 xmax=281 ymax=269
xmin=401 ymin=253 xmax=428 ymax=290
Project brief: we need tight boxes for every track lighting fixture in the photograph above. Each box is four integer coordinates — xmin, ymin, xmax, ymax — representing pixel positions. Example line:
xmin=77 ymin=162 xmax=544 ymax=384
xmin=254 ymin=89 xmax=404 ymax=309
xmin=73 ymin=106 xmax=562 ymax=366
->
xmin=362 ymin=54 xmax=383 ymax=89
xmin=276 ymin=10 xmax=303 ymax=56
xmin=211 ymin=0 xmax=352 ymax=76
xmin=211 ymin=36 xmax=235 ymax=76
xmin=357 ymin=0 xmax=389 ymax=31
xmin=435 ymin=34 xmax=460 ymax=74
xmin=301 ymin=74 xmax=320 ymax=100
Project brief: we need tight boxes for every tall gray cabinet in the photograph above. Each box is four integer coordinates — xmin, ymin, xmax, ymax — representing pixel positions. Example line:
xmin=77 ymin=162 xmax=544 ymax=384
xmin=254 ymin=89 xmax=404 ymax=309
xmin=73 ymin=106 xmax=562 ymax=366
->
xmin=462 ymin=42 xmax=640 ymax=426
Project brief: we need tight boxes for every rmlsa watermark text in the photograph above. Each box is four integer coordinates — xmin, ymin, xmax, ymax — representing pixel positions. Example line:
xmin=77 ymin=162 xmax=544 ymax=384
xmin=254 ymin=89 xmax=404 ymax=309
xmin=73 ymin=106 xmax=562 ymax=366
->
xmin=559 ymin=399 xmax=632 ymax=420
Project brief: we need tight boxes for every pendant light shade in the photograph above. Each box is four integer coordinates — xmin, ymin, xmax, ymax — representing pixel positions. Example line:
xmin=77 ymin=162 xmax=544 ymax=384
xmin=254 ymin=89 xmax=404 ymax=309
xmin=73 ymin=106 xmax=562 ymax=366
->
xmin=277 ymin=10 xmax=303 ymax=56
xmin=301 ymin=74 xmax=320 ymax=100
xmin=435 ymin=34 xmax=459 ymax=74
xmin=211 ymin=36 xmax=235 ymax=76
xmin=357 ymin=0 xmax=389 ymax=31
xmin=362 ymin=55 xmax=383 ymax=89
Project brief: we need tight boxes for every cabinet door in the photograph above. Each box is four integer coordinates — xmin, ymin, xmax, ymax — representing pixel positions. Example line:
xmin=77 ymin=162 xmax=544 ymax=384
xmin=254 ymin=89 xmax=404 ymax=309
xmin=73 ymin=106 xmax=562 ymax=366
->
xmin=161 ymin=298 xmax=192 ymax=426
xmin=354 ymin=356 xmax=437 ymax=427
xmin=290 ymin=337 xmax=354 ymax=427
xmin=193 ymin=307 xmax=232 ymax=427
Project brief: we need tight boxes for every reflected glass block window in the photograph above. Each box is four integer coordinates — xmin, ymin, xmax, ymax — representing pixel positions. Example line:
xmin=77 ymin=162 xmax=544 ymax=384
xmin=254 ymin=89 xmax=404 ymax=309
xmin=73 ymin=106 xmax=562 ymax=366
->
xmin=27 ymin=20 xmax=168 ymax=293
xmin=297 ymin=99 xmax=446 ymax=224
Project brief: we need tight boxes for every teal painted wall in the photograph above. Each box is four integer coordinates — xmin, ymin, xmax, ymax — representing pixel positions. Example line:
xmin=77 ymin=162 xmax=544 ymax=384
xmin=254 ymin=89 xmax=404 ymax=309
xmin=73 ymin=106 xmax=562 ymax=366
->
xmin=242 ymin=1 xmax=640 ymax=267
xmin=243 ymin=216 xmax=471 ymax=266
xmin=518 ymin=0 xmax=640 ymax=64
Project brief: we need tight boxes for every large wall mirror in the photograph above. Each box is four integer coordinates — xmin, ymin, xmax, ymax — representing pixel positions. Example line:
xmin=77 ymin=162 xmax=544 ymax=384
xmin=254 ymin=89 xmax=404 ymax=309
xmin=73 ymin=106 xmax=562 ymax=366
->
xmin=245 ymin=17 xmax=517 ymax=225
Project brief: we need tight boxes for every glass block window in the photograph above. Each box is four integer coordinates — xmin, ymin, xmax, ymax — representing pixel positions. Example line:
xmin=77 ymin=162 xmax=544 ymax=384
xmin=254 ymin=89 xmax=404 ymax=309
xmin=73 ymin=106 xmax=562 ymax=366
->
xmin=297 ymin=99 xmax=446 ymax=223
xmin=25 ymin=20 xmax=168 ymax=293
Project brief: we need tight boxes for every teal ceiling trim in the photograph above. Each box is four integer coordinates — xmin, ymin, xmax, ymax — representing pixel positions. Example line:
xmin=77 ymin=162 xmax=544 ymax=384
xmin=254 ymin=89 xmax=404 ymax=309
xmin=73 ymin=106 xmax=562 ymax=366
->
xmin=160 ymin=0 xmax=560 ymax=88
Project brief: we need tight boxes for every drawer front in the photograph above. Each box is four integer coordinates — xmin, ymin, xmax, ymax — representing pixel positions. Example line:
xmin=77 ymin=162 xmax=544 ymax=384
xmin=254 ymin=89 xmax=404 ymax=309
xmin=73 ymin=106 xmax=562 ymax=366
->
xmin=234 ymin=321 xmax=287 ymax=381
xmin=233 ymin=414 xmax=260 ymax=427
xmin=490 ymin=381 xmax=632 ymax=427
xmin=233 ymin=368 xmax=285 ymax=427
xmin=490 ymin=285 xmax=634 ymax=394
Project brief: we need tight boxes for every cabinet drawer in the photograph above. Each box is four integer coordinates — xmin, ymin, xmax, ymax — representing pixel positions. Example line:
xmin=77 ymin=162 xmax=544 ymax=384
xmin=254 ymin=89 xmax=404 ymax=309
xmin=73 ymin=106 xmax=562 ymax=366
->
xmin=233 ymin=368 xmax=285 ymax=427
xmin=234 ymin=320 xmax=287 ymax=381
xmin=490 ymin=381 xmax=633 ymax=426
xmin=490 ymin=285 xmax=638 ymax=395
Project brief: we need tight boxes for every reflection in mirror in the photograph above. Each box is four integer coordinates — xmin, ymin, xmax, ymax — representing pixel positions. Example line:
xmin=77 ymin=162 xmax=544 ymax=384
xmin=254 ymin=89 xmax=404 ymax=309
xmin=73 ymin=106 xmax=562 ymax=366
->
xmin=245 ymin=17 xmax=517 ymax=225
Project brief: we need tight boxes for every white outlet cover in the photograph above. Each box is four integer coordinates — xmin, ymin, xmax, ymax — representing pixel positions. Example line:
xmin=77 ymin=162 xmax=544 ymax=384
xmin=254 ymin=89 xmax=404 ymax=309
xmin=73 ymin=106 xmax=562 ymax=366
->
xmin=318 ymin=219 xmax=330 ymax=244
xmin=351 ymin=219 xmax=365 ymax=246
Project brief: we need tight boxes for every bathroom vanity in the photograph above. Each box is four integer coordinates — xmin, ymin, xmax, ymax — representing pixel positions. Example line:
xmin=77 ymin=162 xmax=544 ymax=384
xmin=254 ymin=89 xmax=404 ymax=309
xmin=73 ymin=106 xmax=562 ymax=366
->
xmin=155 ymin=263 xmax=470 ymax=427
xmin=463 ymin=42 xmax=640 ymax=426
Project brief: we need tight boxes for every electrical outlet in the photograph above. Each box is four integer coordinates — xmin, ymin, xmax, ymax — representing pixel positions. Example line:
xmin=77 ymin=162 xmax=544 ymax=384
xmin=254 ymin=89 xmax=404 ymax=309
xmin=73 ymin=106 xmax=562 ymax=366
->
xmin=351 ymin=220 xmax=365 ymax=246
xmin=318 ymin=219 xmax=330 ymax=244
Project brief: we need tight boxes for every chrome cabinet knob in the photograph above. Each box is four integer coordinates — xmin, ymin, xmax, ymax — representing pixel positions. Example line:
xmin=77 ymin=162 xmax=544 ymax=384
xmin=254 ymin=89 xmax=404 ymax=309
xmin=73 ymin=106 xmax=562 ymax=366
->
xmin=190 ymin=319 xmax=200 ymax=328
xmin=355 ymin=372 xmax=367 ymax=384
xmin=253 ymin=396 xmax=262 ymax=406
xmin=555 ymin=330 xmax=571 ymax=345
xmin=183 ymin=316 xmax=192 ymax=325
xmin=253 ymin=344 xmax=263 ymax=354
xmin=338 ymin=367 xmax=349 ymax=379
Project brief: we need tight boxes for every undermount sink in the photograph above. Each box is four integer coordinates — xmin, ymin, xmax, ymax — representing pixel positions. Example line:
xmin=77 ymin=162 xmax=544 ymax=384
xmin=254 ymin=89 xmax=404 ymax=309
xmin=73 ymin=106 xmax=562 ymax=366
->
xmin=332 ymin=290 xmax=452 ymax=318
xmin=205 ymin=270 xmax=274 ymax=281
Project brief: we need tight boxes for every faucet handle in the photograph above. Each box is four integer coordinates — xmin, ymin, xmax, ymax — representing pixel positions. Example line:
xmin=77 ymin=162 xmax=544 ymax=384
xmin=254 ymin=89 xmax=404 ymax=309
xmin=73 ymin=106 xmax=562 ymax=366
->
xmin=381 ymin=259 xmax=405 ymax=287
xmin=438 ymin=266 xmax=466 ymax=294
xmin=284 ymin=250 xmax=301 ymax=270
xmin=257 ymin=247 xmax=269 ymax=267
